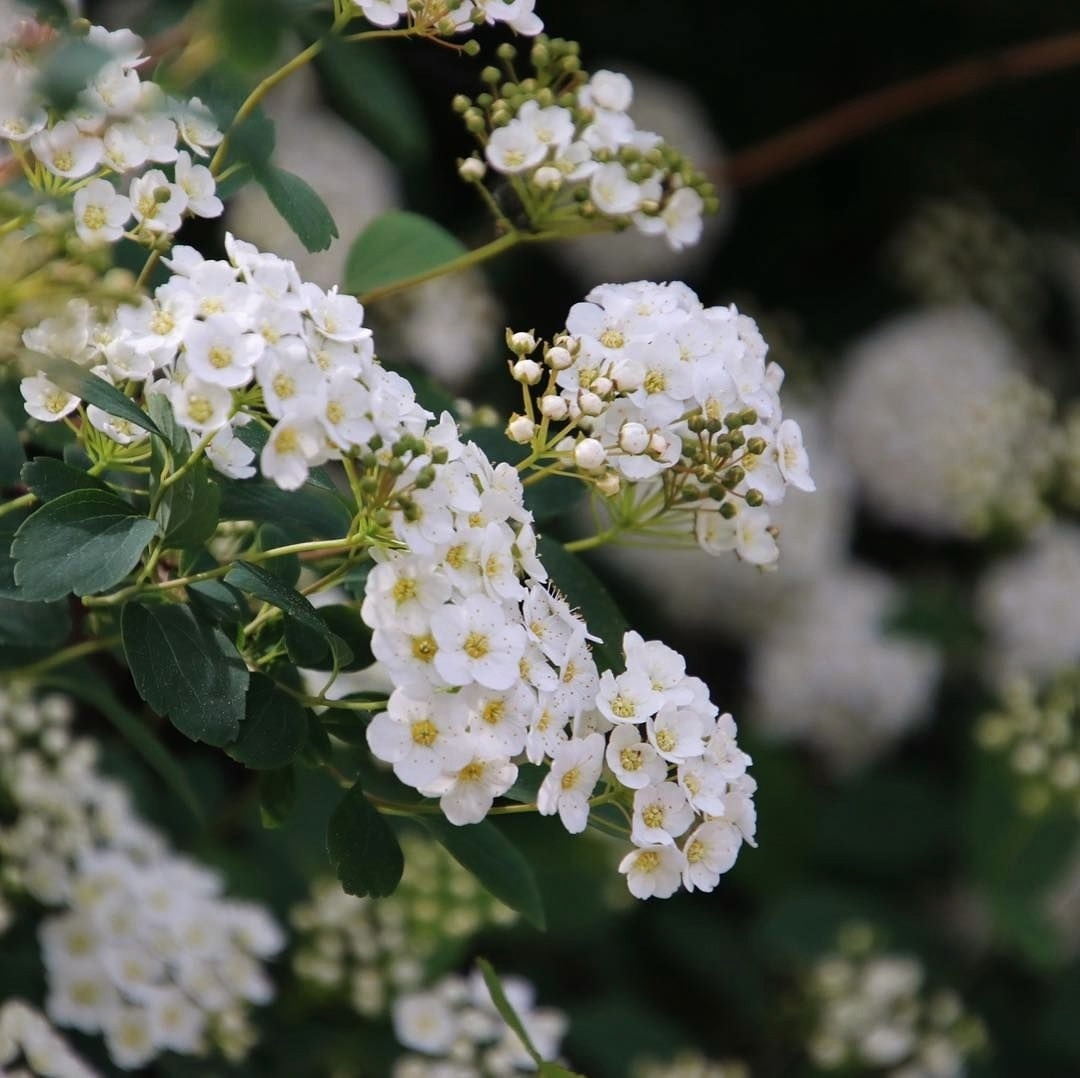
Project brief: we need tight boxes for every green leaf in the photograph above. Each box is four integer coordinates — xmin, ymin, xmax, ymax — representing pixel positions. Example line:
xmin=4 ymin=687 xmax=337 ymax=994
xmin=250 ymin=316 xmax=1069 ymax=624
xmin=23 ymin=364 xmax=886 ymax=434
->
xmin=419 ymin=816 xmax=545 ymax=930
xmin=259 ymin=765 xmax=296 ymax=828
xmin=158 ymin=465 xmax=221 ymax=550
xmin=476 ymin=958 xmax=544 ymax=1066
xmin=227 ymin=673 xmax=309 ymax=769
xmin=12 ymin=489 xmax=160 ymax=601
xmin=327 ymin=780 xmax=404 ymax=898
xmin=537 ymin=537 xmax=628 ymax=673
xmin=344 ymin=211 xmax=467 ymax=298
xmin=314 ymin=34 xmax=429 ymax=168
xmin=20 ymin=458 xmax=111 ymax=502
xmin=213 ymin=472 xmax=353 ymax=542
xmin=215 ymin=0 xmax=285 ymax=71
xmin=0 ymin=596 xmax=70 ymax=670
xmin=0 ymin=409 xmax=23 ymax=486
xmin=284 ymin=604 xmax=373 ymax=671
xmin=253 ymin=163 xmax=338 ymax=254
xmin=122 ymin=602 xmax=248 ymax=746
xmin=318 ymin=698 xmax=382 ymax=745
xmin=26 ymin=353 xmax=161 ymax=437
xmin=40 ymin=668 xmax=204 ymax=823
xmin=34 ymin=38 xmax=111 ymax=113
xmin=225 ymin=560 xmax=329 ymax=635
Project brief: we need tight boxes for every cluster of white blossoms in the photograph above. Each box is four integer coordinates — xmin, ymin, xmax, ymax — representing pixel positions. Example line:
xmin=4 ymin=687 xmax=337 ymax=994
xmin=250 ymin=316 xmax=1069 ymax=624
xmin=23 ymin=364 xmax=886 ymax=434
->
xmin=392 ymin=968 xmax=567 ymax=1077
xmin=290 ymin=834 xmax=516 ymax=1017
xmin=631 ymin=1053 xmax=748 ymax=1078
xmin=747 ymin=564 xmax=943 ymax=774
xmin=975 ymin=523 xmax=1080 ymax=689
xmin=0 ymin=14 xmax=223 ymax=245
xmin=352 ymin=0 xmax=541 ymax=36
xmin=975 ymin=669 xmax=1080 ymax=818
xmin=805 ymin=926 xmax=987 ymax=1078
xmin=833 ymin=306 xmax=1056 ymax=538
xmin=362 ymin=398 xmax=756 ymax=897
xmin=506 ymin=280 xmax=813 ymax=566
xmin=20 ymin=235 xmax=434 ymax=491
xmin=456 ymin=38 xmax=717 ymax=249
xmin=0 ymin=1000 xmax=99 ymax=1078
xmin=0 ymin=683 xmax=284 ymax=1070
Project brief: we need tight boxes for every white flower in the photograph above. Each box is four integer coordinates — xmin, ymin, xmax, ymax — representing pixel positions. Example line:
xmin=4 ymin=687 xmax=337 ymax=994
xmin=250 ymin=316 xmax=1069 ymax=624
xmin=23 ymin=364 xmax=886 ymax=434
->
xmin=367 ymin=691 xmax=472 ymax=788
xmin=259 ymin=416 xmax=325 ymax=490
xmin=168 ymin=376 xmax=233 ymax=434
xmin=31 ymin=120 xmax=103 ymax=179
xmin=73 ymin=179 xmax=131 ymax=245
xmin=680 ymin=820 xmax=742 ymax=893
xmin=485 ymin=120 xmax=547 ymax=175
xmin=182 ymin=313 xmax=263 ymax=388
xmin=430 ymin=595 xmax=527 ymax=691
xmin=129 ymin=170 xmax=188 ymax=234
xmin=633 ymin=186 xmax=705 ymax=250
xmin=20 ymin=375 xmax=80 ymax=423
xmin=596 ymin=666 xmax=664 ymax=726
xmin=631 ymin=781 xmax=695 ymax=847
xmin=205 ymin=424 xmax=257 ymax=479
xmin=618 ymin=845 xmax=683 ymax=899
xmin=423 ymin=750 xmax=518 ymax=826
xmin=605 ymin=725 xmax=668 ymax=789
xmin=537 ymin=733 xmax=604 ymax=833
xmin=776 ymin=417 xmax=816 ymax=492
xmin=174 ymin=151 xmax=223 ymax=219
xmin=393 ymin=990 xmax=459 ymax=1054
xmin=589 ymin=162 xmax=649 ymax=216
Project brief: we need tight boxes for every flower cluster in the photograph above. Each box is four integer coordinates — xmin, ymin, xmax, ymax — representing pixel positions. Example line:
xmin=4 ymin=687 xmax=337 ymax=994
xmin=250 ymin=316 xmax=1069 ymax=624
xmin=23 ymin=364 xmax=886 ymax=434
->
xmin=0 ymin=999 xmax=99 ymax=1078
xmin=747 ymin=564 xmax=943 ymax=774
xmin=632 ymin=1054 xmax=749 ymax=1078
xmin=805 ymin=925 xmax=986 ymax=1078
xmin=456 ymin=38 xmax=717 ymax=248
xmin=0 ymin=683 xmax=284 ymax=1070
xmin=975 ymin=523 xmax=1080 ymax=689
xmin=290 ymin=834 xmax=517 ymax=1017
xmin=21 ymin=235 xmax=430 ymax=490
xmin=505 ymin=280 xmax=814 ymax=565
xmin=392 ymin=967 xmax=567 ymax=1077
xmin=976 ymin=669 xmax=1080 ymax=817
xmin=352 ymin=0 xmax=542 ymax=36
xmin=1 ymin=14 xmax=223 ymax=245
xmin=833 ymin=306 xmax=1056 ymax=538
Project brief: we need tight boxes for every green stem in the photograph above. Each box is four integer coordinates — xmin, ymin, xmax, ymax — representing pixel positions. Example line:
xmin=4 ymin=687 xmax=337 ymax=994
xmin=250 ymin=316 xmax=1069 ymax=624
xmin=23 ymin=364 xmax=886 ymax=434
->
xmin=0 ymin=492 xmax=36 ymax=520
xmin=7 ymin=635 xmax=121 ymax=680
xmin=564 ymin=525 xmax=624 ymax=553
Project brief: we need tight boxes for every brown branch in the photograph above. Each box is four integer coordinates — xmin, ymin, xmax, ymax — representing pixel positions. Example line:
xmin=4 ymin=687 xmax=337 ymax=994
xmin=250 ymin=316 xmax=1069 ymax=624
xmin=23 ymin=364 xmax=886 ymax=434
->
xmin=723 ymin=28 xmax=1080 ymax=190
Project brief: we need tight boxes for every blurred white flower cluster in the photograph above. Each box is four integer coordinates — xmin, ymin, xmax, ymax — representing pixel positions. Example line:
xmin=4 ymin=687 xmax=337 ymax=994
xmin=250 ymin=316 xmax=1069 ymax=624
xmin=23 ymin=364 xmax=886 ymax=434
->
xmin=806 ymin=925 xmax=986 ymax=1077
xmin=0 ymin=683 xmax=284 ymax=1070
xmin=506 ymin=280 xmax=813 ymax=566
xmin=975 ymin=523 xmax=1080 ymax=689
xmin=748 ymin=564 xmax=943 ymax=774
xmin=0 ymin=11 xmax=223 ymax=244
xmin=392 ymin=967 xmax=566 ymax=1077
xmin=457 ymin=40 xmax=716 ymax=249
xmin=631 ymin=1053 xmax=749 ymax=1078
xmin=976 ymin=669 xmax=1080 ymax=818
xmin=290 ymin=834 xmax=517 ymax=1017
xmin=353 ymin=0 xmax=542 ymax=36
xmin=833 ymin=306 xmax=1056 ymax=538
xmin=0 ymin=999 xmax=98 ymax=1078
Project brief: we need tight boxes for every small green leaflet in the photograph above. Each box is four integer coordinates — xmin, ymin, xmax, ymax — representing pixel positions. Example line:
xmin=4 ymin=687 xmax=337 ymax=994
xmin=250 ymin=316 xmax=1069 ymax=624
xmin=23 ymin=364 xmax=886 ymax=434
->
xmin=226 ymin=673 xmax=309 ymax=770
xmin=327 ymin=781 xmax=403 ymax=898
xmin=344 ymin=211 xmax=467 ymax=298
xmin=27 ymin=353 xmax=161 ymax=437
xmin=12 ymin=489 xmax=160 ymax=601
xmin=122 ymin=603 xmax=248 ymax=746
xmin=252 ymin=164 xmax=338 ymax=254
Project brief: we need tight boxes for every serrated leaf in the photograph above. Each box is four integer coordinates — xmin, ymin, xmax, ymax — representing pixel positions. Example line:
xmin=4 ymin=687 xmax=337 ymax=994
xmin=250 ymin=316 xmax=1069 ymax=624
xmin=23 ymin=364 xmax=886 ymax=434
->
xmin=213 ymin=472 xmax=353 ymax=541
xmin=26 ymin=353 xmax=161 ymax=437
xmin=344 ymin=211 xmax=466 ymax=299
xmin=253 ymin=163 xmax=338 ymax=253
xmin=419 ymin=816 xmax=545 ymax=930
xmin=284 ymin=603 xmax=372 ymax=671
xmin=226 ymin=672 xmax=309 ymax=769
xmin=225 ymin=560 xmax=329 ymax=635
xmin=20 ymin=458 xmax=111 ymax=502
xmin=158 ymin=465 xmax=221 ymax=550
xmin=327 ymin=781 xmax=403 ymax=898
xmin=0 ymin=410 xmax=23 ymax=486
xmin=259 ymin=765 xmax=296 ymax=828
xmin=476 ymin=958 xmax=544 ymax=1066
xmin=41 ymin=668 xmax=204 ymax=823
xmin=537 ymin=537 xmax=628 ymax=673
xmin=122 ymin=602 xmax=248 ymax=746
xmin=12 ymin=489 xmax=160 ymax=601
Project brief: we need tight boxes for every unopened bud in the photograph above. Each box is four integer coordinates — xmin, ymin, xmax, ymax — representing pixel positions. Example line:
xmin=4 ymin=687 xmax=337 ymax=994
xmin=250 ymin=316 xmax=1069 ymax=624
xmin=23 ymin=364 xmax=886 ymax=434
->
xmin=507 ymin=414 xmax=536 ymax=443
xmin=458 ymin=156 xmax=486 ymax=181
xmin=533 ymin=165 xmax=562 ymax=190
xmin=507 ymin=329 xmax=537 ymax=355
xmin=647 ymin=432 xmax=669 ymax=456
xmin=618 ymin=422 xmax=650 ymax=455
xmin=745 ymin=488 xmax=765 ymax=507
xmin=574 ymin=438 xmax=607 ymax=471
xmin=745 ymin=436 xmax=767 ymax=456
xmin=592 ymin=376 xmax=613 ymax=397
xmin=540 ymin=394 xmax=569 ymax=421
xmin=511 ymin=358 xmax=543 ymax=385
xmin=596 ymin=471 xmax=621 ymax=496
xmin=578 ymin=390 xmax=604 ymax=416
xmin=545 ymin=345 xmax=573 ymax=370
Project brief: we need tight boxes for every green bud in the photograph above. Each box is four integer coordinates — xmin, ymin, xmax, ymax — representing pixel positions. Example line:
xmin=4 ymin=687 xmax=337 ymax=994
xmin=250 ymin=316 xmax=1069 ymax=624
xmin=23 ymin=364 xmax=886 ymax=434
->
xmin=722 ymin=466 xmax=745 ymax=489
xmin=746 ymin=437 xmax=767 ymax=456
xmin=462 ymin=38 xmax=481 ymax=57
xmin=687 ymin=414 xmax=708 ymax=434
xmin=740 ymin=408 xmax=758 ymax=425
xmin=719 ymin=501 xmax=738 ymax=519
xmin=481 ymin=66 xmax=501 ymax=84
xmin=452 ymin=94 xmax=472 ymax=113
xmin=728 ymin=430 xmax=745 ymax=449
xmin=745 ymin=488 xmax=765 ymax=507
xmin=496 ymin=42 xmax=517 ymax=62
xmin=431 ymin=447 xmax=449 ymax=466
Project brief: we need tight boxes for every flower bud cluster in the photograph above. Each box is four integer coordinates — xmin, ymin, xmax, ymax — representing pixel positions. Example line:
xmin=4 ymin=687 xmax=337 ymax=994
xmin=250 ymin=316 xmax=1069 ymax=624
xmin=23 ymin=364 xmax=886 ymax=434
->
xmin=455 ymin=38 xmax=717 ymax=247
xmin=506 ymin=280 xmax=814 ymax=566
xmin=805 ymin=924 xmax=987 ymax=1077
xmin=21 ymin=234 xmax=432 ymax=491
xmin=833 ymin=306 xmax=1057 ymax=538
xmin=351 ymin=0 xmax=541 ymax=36
xmin=392 ymin=967 xmax=567 ymax=1077
xmin=976 ymin=669 xmax=1080 ymax=817
xmin=0 ymin=999 xmax=99 ymax=1078
xmin=0 ymin=683 xmax=284 ymax=1070
xmin=1 ymin=14 xmax=224 ymax=245
xmin=290 ymin=834 xmax=517 ymax=1017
